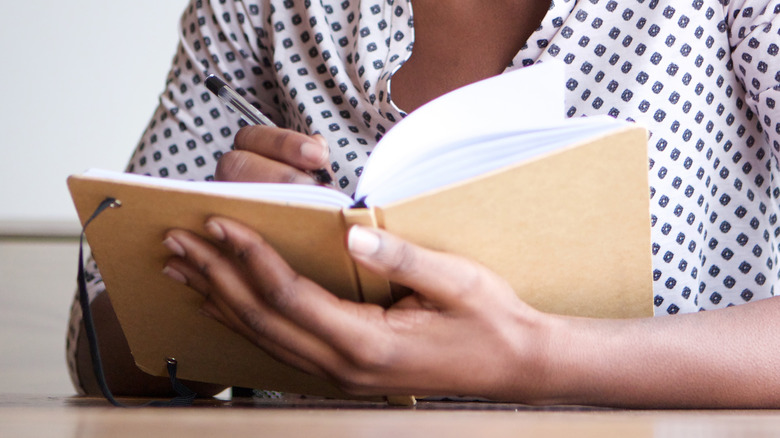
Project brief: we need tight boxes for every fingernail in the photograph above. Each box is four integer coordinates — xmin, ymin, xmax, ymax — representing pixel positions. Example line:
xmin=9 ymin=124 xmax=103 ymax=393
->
xmin=348 ymin=226 xmax=381 ymax=257
xmin=162 ymin=236 xmax=186 ymax=257
xmin=300 ymin=141 xmax=326 ymax=165
xmin=162 ymin=266 xmax=187 ymax=284
xmin=205 ymin=220 xmax=226 ymax=241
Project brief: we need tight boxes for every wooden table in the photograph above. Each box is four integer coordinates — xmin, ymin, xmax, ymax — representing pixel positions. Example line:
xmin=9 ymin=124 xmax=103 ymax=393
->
xmin=3 ymin=394 xmax=780 ymax=438
xmin=4 ymin=238 xmax=780 ymax=437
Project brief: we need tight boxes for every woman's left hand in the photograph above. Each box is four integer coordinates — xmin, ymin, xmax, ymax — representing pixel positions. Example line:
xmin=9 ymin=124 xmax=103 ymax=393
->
xmin=161 ymin=217 xmax=555 ymax=401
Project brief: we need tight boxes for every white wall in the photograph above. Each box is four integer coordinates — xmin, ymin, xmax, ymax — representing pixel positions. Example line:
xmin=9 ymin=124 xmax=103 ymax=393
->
xmin=0 ymin=1 xmax=189 ymax=235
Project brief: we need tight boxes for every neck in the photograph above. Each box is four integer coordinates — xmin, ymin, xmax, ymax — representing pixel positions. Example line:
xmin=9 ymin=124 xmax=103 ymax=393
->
xmin=391 ymin=0 xmax=551 ymax=111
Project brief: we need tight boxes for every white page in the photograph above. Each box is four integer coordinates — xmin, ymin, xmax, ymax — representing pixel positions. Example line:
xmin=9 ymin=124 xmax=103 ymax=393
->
xmin=81 ymin=169 xmax=354 ymax=209
xmin=364 ymin=117 xmax=629 ymax=206
xmin=355 ymin=61 xmax=565 ymax=199
xmin=80 ymin=62 xmax=578 ymax=211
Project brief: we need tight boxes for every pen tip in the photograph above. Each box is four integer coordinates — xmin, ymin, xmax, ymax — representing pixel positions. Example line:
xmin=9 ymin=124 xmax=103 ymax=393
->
xmin=311 ymin=168 xmax=334 ymax=186
xmin=205 ymin=75 xmax=226 ymax=95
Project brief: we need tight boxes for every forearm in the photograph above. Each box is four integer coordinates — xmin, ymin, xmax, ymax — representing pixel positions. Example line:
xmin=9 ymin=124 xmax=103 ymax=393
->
xmin=539 ymin=296 xmax=780 ymax=408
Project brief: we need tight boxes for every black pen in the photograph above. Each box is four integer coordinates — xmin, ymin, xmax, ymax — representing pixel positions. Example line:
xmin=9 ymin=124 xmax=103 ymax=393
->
xmin=205 ymin=74 xmax=333 ymax=186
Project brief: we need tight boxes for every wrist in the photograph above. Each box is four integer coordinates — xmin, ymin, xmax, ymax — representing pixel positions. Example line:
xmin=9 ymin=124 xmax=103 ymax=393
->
xmin=530 ymin=314 xmax=592 ymax=405
xmin=500 ymin=311 xmax=605 ymax=406
xmin=488 ymin=305 xmax=563 ymax=404
xmin=528 ymin=314 xmax=649 ymax=407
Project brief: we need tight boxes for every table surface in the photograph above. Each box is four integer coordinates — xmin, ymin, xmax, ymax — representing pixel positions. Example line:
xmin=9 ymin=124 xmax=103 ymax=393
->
xmin=4 ymin=394 xmax=780 ymax=438
xmin=4 ymin=240 xmax=780 ymax=437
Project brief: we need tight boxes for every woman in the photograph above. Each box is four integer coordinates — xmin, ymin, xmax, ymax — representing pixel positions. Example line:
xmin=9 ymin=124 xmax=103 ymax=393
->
xmin=69 ymin=0 xmax=780 ymax=407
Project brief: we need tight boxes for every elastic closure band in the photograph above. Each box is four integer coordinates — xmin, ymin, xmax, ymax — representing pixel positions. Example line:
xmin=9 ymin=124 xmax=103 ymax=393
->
xmin=78 ymin=197 xmax=196 ymax=407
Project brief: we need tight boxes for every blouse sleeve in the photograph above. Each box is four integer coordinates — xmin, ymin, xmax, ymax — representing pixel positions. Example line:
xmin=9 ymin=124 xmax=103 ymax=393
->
xmin=125 ymin=0 xmax=283 ymax=181
xmin=723 ymin=0 xmax=780 ymax=164
xmin=85 ymin=0 xmax=284 ymax=307
xmin=83 ymin=0 xmax=286 ymax=307
xmin=67 ymin=0 xmax=284 ymax=393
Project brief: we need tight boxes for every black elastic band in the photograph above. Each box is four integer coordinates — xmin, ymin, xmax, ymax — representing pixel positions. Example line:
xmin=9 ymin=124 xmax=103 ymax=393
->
xmin=78 ymin=197 xmax=197 ymax=407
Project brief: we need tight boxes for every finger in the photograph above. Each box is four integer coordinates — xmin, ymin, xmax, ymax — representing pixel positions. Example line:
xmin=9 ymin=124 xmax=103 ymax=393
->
xmin=162 ymin=255 xmax=253 ymax=335
xmin=215 ymin=149 xmax=317 ymax=184
xmin=309 ymin=133 xmax=336 ymax=186
xmin=163 ymin=256 xmax=214 ymax=298
xmin=199 ymin=297 xmax=329 ymax=380
xmin=163 ymin=243 xmax=271 ymax=341
xmin=200 ymin=293 xmax=306 ymax=371
xmin=203 ymin=218 xmax=390 ymax=365
xmin=234 ymin=125 xmax=329 ymax=170
xmin=346 ymin=226 xmax=509 ymax=309
xmin=162 ymin=229 xmax=346 ymax=377
xmin=162 ymin=254 xmax=321 ymax=373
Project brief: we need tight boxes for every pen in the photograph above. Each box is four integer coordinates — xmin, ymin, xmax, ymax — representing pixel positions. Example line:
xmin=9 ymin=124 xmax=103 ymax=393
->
xmin=205 ymin=74 xmax=333 ymax=186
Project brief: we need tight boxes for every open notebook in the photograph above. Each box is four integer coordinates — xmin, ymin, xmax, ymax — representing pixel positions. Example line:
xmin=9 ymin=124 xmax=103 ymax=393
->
xmin=68 ymin=62 xmax=653 ymax=399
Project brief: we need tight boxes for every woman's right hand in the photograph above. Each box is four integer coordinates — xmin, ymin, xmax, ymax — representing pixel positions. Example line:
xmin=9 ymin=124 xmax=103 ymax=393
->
xmin=215 ymin=126 xmax=331 ymax=185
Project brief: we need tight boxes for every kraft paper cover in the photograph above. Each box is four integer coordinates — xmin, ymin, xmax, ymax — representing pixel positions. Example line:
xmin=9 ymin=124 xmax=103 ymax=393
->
xmin=68 ymin=176 xmax=369 ymax=397
xmin=377 ymin=126 xmax=653 ymax=319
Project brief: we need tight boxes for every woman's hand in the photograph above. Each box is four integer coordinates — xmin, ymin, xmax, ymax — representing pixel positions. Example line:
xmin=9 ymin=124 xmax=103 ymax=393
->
xmin=159 ymin=218 xmax=780 ymax=408
xmin=216 ymin=126 xmax=331 ymax=185
xmin=161 ymin=218 xmax=555 ymax=401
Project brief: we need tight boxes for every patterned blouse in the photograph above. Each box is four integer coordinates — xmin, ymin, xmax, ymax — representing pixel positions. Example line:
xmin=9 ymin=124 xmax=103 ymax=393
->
xmin=68 ymin=0 xmax=780 ymax=392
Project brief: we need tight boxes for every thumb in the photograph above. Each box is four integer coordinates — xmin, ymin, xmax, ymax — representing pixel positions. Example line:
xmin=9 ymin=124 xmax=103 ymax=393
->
xmin=347 ymin=226 xmax=491 ymax=309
